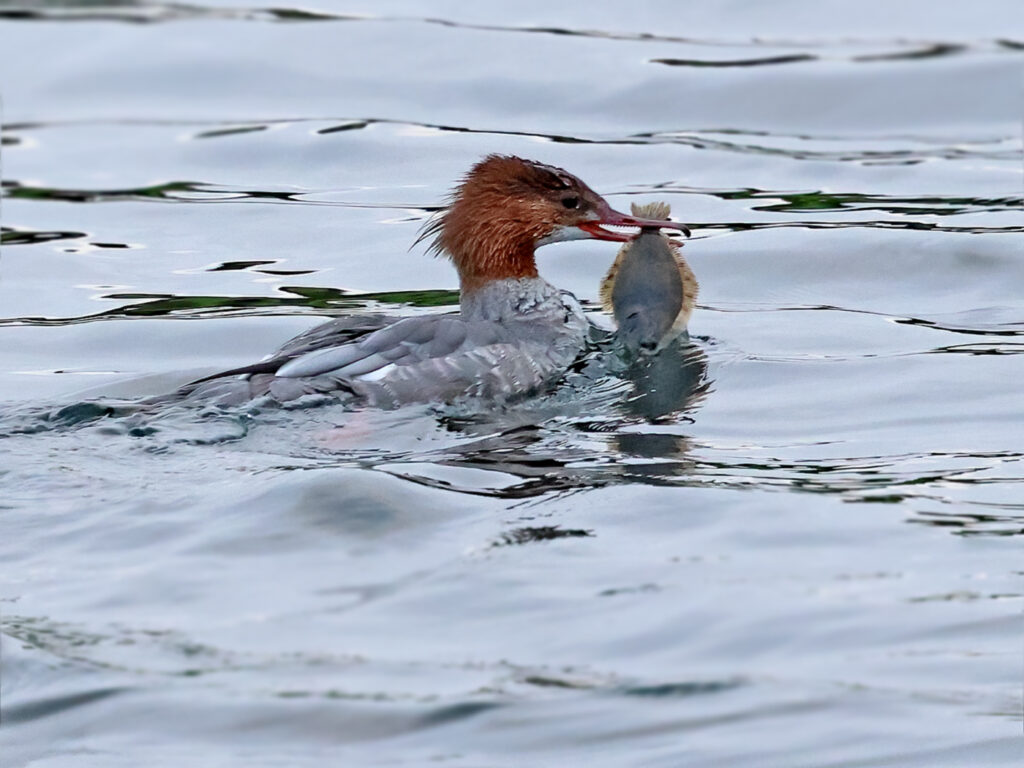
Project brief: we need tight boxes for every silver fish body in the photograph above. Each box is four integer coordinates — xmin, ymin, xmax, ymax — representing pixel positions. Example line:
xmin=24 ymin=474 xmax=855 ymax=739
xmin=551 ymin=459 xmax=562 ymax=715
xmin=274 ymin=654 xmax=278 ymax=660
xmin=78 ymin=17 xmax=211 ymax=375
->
xmin=600 ymin=202 xmax=698 ymax=355
xmin=609 ymin=229 xmax=685 ymax=353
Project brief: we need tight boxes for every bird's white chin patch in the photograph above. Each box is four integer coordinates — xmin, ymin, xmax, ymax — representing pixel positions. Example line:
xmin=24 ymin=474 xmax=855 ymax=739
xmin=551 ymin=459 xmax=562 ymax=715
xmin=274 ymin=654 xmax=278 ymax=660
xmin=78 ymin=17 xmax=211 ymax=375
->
xmin=536 ymin=225 xmax=595 ymax=247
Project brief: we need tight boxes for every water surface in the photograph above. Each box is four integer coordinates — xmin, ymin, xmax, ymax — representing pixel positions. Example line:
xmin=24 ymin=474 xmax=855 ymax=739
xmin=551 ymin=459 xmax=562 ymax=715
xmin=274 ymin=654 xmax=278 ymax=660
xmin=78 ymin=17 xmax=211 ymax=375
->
xmin=1 ymin=2 xmax=1022 ymax=766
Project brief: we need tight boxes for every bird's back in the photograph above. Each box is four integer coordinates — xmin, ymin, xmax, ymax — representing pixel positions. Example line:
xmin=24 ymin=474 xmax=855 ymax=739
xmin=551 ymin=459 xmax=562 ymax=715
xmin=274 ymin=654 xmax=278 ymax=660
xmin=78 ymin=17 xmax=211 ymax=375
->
xmin=168 ymin=279 xmax=588 ymax=408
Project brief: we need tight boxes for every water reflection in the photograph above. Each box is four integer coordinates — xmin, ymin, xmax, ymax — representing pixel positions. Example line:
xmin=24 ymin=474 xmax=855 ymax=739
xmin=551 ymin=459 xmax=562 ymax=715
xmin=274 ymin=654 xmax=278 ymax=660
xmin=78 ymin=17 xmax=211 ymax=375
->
xmin=7 ymin=175 xmax=1019 ymax=223
xmin=909 ymin=509 xmax=1024 ymax=537
xmin=0 ymin=288 xmax=460 ymax=326
xmin=617 ymin=340 xmax=710 ymax=421
xmin=1 ymin=226 xmax=88 ymax=246
xmin=378 ymin=340 xmax=710 ymax=500
xmin=3 ymin=1 xmax=1019 ymax=68
xmin=6 ymin=117 xmax=1018 ymax=169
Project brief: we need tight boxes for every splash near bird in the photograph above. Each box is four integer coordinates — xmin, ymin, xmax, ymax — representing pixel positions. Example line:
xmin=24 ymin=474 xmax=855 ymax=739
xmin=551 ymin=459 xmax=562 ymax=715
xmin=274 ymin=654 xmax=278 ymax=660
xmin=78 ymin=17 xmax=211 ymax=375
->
xmin=599 ymin=202 xmax=698 ymax=355
xmin=166 ymin=156 xmax=688 ymax=408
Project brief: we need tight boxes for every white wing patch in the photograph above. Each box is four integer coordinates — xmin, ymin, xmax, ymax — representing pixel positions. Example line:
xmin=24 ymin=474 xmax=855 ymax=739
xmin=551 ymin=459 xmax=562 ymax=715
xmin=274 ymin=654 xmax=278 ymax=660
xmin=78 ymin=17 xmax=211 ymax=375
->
xmin=355 ymin=363 xmax=396 ymax=382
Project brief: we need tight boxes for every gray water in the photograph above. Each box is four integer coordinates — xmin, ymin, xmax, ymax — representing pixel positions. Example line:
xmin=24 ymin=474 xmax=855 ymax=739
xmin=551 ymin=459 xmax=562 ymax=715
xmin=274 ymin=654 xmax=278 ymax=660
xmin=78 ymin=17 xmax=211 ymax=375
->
xmin=1 ymin=2 xmax=1023 ymax=766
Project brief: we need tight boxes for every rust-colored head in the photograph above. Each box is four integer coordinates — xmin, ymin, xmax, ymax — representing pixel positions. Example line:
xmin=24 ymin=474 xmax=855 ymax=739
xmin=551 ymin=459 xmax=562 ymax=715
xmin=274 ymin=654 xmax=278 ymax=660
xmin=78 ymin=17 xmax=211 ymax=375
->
xmin=417 ymin=155 xmax=688 ymax=293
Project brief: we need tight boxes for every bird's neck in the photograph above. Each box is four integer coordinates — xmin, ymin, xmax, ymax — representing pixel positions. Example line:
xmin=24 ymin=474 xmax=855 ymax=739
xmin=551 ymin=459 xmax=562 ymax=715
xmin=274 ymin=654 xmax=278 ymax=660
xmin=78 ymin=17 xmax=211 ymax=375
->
xmin=451 ymin=237 xmax=540 ymax=295
xmin=459 ymin=276 xmax=562 ymax=322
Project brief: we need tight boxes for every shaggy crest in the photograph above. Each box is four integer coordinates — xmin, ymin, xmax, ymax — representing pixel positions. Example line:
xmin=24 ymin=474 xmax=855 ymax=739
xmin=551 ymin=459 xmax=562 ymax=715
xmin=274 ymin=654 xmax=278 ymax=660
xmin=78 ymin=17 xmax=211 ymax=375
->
xmin=414 ymin=154 xmax=580 ymax=259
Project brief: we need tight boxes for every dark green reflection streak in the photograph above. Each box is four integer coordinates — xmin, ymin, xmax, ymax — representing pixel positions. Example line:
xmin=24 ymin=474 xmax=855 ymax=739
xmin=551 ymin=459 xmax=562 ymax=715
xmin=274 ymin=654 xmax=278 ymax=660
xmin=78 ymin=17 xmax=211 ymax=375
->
xmin=0 ymin=287 xmax=461 ymax=326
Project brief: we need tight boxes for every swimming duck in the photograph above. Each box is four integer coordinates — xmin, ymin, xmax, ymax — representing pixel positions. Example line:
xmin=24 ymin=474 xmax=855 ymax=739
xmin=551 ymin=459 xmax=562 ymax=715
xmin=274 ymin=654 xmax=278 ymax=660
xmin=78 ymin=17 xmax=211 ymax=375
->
xmin=176 ymin=155 xmax=687 ymax=407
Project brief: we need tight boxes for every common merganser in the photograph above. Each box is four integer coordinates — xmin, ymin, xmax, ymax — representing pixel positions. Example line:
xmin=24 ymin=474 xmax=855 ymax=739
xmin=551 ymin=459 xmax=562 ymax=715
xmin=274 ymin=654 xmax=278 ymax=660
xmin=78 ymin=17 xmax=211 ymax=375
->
xmin=173 ymin=155 xmax=687 ymax=408
xmin=600 ymin=202 xmax=698 ymax=355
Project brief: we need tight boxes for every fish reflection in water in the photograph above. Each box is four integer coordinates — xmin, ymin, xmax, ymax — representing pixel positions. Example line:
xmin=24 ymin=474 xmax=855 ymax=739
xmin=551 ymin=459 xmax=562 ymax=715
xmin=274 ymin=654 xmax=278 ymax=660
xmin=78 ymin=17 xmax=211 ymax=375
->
xmin=396 ymin=409 xmax=703 ymax=503
xmin=615 ymin=339 xmax=709 ymax=422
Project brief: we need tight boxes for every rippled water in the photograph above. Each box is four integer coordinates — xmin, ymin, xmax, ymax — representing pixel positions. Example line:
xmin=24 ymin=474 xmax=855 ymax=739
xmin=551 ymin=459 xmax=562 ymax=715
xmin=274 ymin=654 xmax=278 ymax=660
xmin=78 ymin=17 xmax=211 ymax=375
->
xmin=2 ymin=2 xmax=1023 ymax=766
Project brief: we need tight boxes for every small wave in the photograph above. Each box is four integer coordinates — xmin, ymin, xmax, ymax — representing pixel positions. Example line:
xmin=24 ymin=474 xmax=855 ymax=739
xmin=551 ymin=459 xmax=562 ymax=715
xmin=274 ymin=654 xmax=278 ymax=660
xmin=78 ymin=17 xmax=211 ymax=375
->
xmin=6 ymin=118 xmax=1018 ymax=167
xmin=3 ymin=3 xmax=1018 ymax=67
xmin=0 ymin=288 xmax=459 ymax=327
xmin=1 ymin=226 xmax=89 ymax=246
xmin=0 ymin=397 xmax=252 ymax=445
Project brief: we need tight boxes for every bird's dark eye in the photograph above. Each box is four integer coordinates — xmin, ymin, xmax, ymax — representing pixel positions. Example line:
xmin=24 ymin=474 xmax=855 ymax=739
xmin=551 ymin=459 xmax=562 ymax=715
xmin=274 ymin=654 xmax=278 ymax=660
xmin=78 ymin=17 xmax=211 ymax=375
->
xmin=561 ymin=196 xmax=579 ymax=209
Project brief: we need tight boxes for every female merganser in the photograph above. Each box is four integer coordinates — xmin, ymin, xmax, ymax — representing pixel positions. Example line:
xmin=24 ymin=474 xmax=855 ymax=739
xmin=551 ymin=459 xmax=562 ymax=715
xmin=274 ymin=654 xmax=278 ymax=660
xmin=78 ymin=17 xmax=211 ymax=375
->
xmin=174 ymin=155 xmax=687 ymax=408
xmin=600 ymin=202 xmax=698 ymax=355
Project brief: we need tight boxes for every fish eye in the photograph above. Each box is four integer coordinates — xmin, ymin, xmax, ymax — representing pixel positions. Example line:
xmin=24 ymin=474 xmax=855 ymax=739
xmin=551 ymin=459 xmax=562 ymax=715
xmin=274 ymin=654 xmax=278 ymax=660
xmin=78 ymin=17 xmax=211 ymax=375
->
xmin=561 ymin=196 xmax=579 ymax=209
